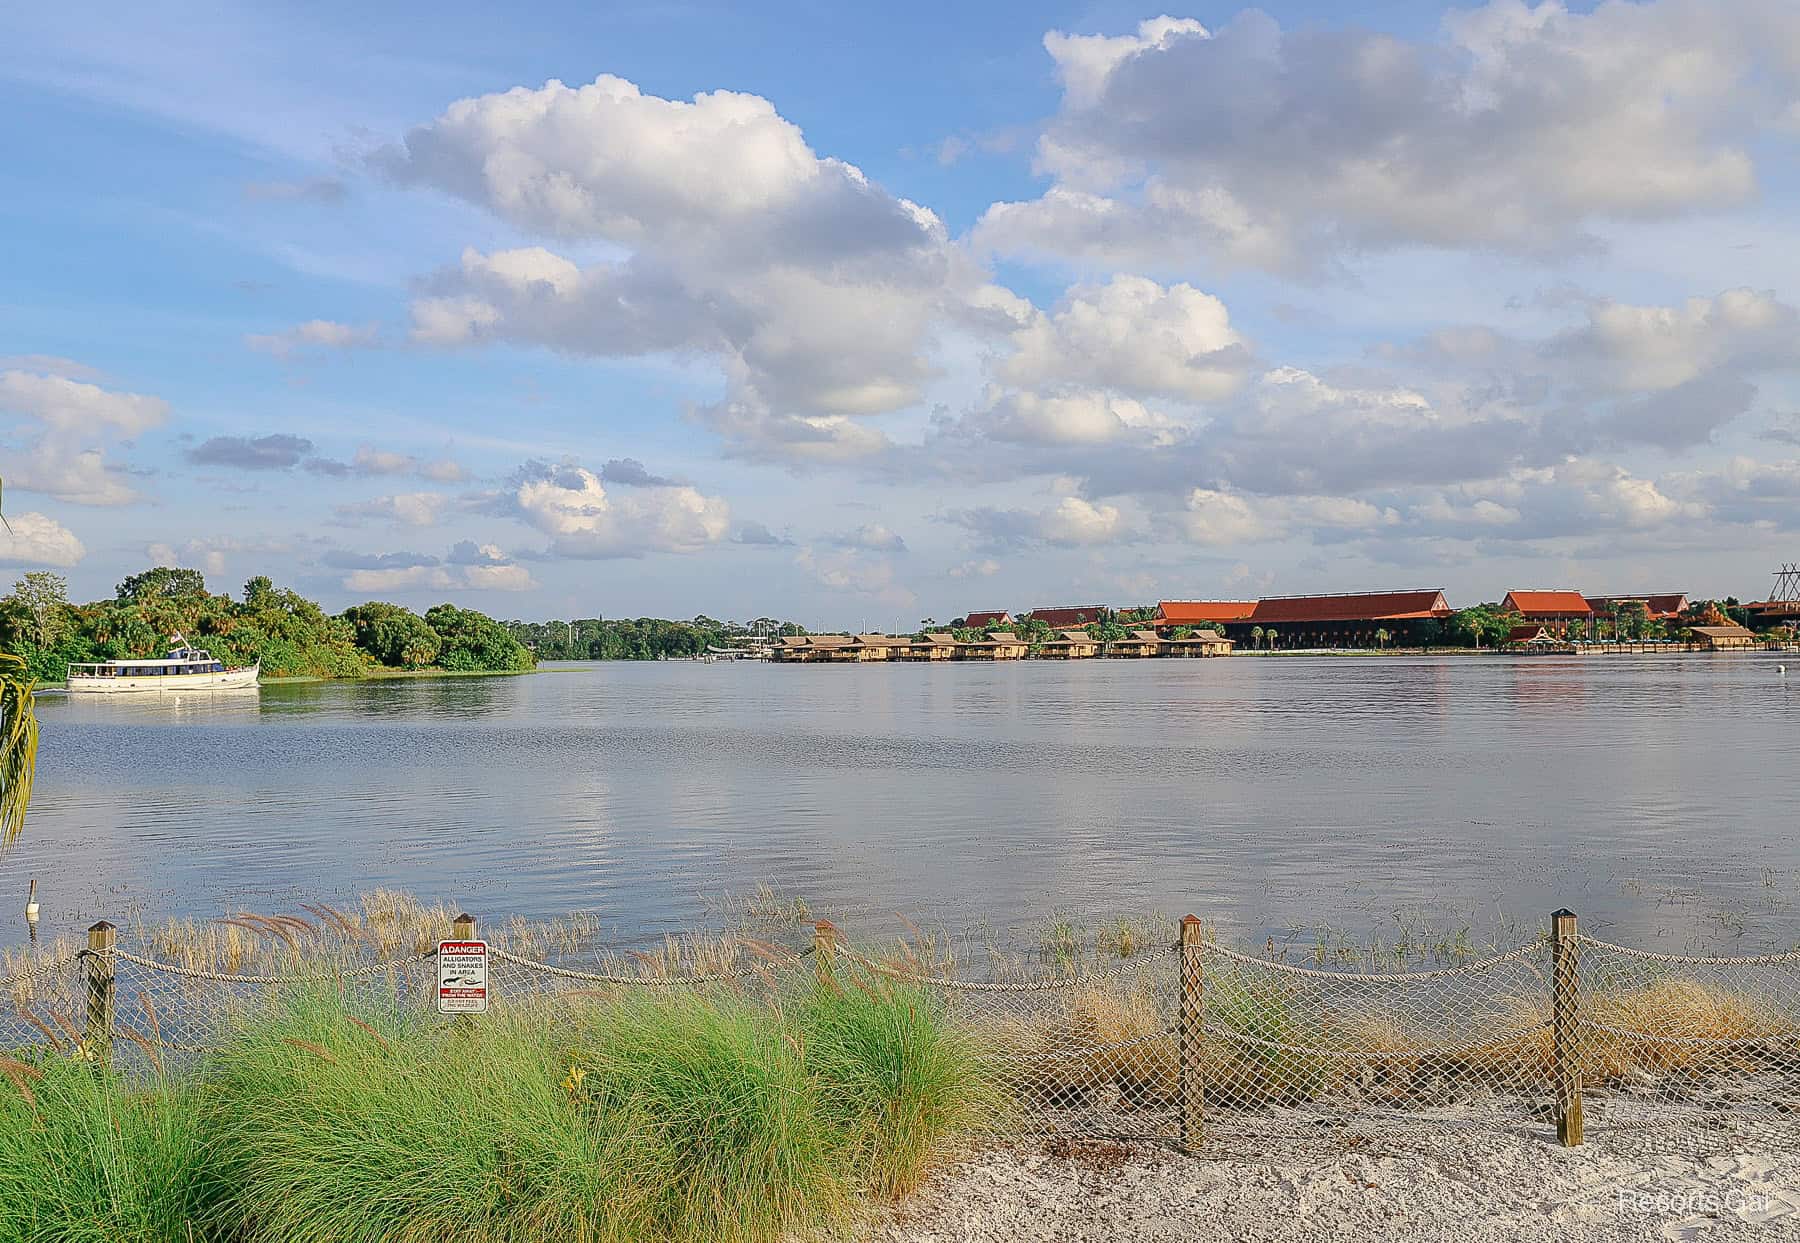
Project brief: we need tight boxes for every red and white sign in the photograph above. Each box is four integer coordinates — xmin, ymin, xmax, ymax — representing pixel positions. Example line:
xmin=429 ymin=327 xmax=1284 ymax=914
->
xmin=437 ymin=940 xmax=488 ymax=1014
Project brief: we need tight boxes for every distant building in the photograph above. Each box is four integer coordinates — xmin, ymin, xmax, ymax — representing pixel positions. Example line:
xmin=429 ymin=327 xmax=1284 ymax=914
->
xmin=1506 ymin=623 xmax=1560 ymax=646
xmin=1035 ymin=629 xmax=1099 ymax=659
xmin=959 ymin=630 xmax=1028 ymax=660
xmin=1586 ymin=593 xmax=1690 ymax=622
xmin=958 ymin=610 xmax=1013 ymax=628
xmin=1152 ymin=601 xmax=1257 ymax=632
xmin=1237 ymin=590 xmax=1453 ymax=649
xmin=1162 ymin=631 xmax=1234 ymax=657
xmin=1688 ymin=624 xmax=1757 ymax=650
xmin=1023 ymin=605 xmax=1107 ymax=628
xmin=1109 ymin=630 xmax=1164 ymax=658
xmin=1502 ymin=590 xmax=1593 ymax=635
xmin=901 ymin=633 xmax=961 ymax=661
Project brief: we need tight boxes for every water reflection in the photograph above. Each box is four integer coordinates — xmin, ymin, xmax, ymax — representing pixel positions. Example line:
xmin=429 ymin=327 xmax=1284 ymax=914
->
xmin=5 ymin=654 xmax=1797 ymax=955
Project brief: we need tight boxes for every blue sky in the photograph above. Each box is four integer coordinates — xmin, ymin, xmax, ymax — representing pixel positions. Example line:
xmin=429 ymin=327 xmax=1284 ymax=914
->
xmin=4 ymin=1 xmax=1799 ymax=628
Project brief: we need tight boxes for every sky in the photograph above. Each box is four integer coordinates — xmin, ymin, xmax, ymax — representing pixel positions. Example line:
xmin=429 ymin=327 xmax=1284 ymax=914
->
xmin=3 ymin=0 xmax=1799 ymax=629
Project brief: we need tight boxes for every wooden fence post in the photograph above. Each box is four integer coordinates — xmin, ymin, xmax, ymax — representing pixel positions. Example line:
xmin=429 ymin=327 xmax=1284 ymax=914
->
xmin=452 ymin=912 xmax=476 ymax=943
xmin=451 ymin=914 xmax=477 ymax=1025
xmin=1178 ymin=914 xmax=1205 ymax=1153
xmin=1550 ymin=909 xmax=1583 ymax=1146
xmin=83 ymin=920 xmax=116 ymax=1063
xmin=813 ymin=921 xmax=837 ymax=987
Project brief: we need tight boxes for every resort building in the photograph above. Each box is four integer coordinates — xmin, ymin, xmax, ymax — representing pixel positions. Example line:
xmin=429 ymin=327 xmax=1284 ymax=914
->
xmin=1502 ymin=590 xmax=1593 ymax=636
xmin=1109 ymin=630 xmax=1164 ymax=658
xmin=1585 ymin=593 xmax=1690 ymax=623
xmin=852 ymin=635 xmax=912 ymax=662
xmin=1152 ymin=601 xmax=1257 ymax=632
xmin=1506 ymin=624 xmax=1560 ymax=646
xmin=768 ymin=634 xmax=859 ymax=663
xmin=1162 ymin=631 xmax=1235 ymax=657
xmin=1688 ymin=624 xmax=1758 ymax=650
xmin=1035 ymin=629 xmax=1099 ymax=659
xmin=1023 ymin=605 xmax=1107 ymax=628
xmin=1235 ymin=590 xmax=1453 ymax=649
xmin=957 ymin=609 xmax=1012 ymax=628
xmin=901 ymin=633 xmax=961 ymax=661
xmin=958 ymin=630 xmax=1028 ymax=660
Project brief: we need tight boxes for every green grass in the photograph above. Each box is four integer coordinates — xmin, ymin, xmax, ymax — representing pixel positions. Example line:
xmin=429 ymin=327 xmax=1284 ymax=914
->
xmin=0 ymin=972 xmax=991 ymax=1243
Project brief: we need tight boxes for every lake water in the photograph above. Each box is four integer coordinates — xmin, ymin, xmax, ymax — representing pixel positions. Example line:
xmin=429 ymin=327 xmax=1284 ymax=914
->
xmin=6 ymin=654 xmax=1799 ymax=954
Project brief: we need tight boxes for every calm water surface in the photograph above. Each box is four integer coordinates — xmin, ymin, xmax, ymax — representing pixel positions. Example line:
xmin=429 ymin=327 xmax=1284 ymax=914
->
xmin=6 ymin=655 xmax=1799 ymax=952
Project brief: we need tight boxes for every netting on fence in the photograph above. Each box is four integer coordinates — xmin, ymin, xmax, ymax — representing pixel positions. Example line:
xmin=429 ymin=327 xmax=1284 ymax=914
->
xmin=8 ymin=921 xmax=1800 ymax=1156
xmin=1575 ymin=937 xmax=1800 ymax=1149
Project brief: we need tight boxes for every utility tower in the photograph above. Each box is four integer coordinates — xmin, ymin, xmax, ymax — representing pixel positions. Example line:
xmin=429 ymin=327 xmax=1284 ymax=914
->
xmin=1774 ymin=563 xmax=1800 ymax=605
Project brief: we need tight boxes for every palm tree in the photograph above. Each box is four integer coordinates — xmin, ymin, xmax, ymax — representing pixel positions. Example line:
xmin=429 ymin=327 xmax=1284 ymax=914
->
xmin=1374 ymin=628 xmax=1391 ymax=650
xmin=1264 ymin=628 xmax=1279 ymax=651
xmin=0 ymin=481 xmax=39 ymax=845
xmin=1251 ymin=625 xmax=1264 ymax=652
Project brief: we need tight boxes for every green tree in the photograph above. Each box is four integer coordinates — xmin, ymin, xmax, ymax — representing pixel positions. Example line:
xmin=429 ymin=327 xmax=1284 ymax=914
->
xmin=1374 ymin=627 xmax=1391 ymax=650
xmin=424 ymin=604 xmax=535 ymax=672
xmin=116 ymin=566 xmax=208 ymax=601
xmin=8 ymin=572 xmax=70 ymax=647
xmin=1251 ymin=625 xmax=1264 ymax=651
xmin=243 ymin=575 xmax=277 ymax=609
xmin=343 ymin=602 xmax=444 ymax=669
xmin=0 ymin=482 xmax=40 ymax=844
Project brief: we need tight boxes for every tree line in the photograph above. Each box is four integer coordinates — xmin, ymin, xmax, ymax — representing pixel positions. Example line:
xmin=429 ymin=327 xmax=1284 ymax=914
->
xmin=0 ymin=568 xmax=535 ymax=682
xmin=503 ymin=615 xmax=810 ymax=661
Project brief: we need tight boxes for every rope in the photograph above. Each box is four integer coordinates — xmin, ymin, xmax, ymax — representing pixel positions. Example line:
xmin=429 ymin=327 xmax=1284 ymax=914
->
xmin=840 ymin=945 xmax=1171 ymax=993
xmin=1576 ymin=938 xmax=1800 ymax=967
xmin=1581 ymin=1019 xmax=1800 ymax=1048
xmin=0 ymin=953 xmax=78 ymax=990
xmin=1199 ymin=940 xmax=1544 ymax=982
xmin=489 ymin=946 xmax=811 ymax=987
xmin=1207 ymin=1020 xmax=1552 ymax=1061
xmin=112 ymin=949 xmax=429 ymax=986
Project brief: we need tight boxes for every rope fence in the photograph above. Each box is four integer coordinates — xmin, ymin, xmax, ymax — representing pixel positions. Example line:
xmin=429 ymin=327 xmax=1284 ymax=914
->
xmin=4 ymin=908 xmax=1798 ymax=1156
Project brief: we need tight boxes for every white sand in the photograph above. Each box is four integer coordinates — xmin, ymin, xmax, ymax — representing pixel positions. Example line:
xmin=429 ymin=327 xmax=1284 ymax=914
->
xmin=872 ymin=1131 xmax=1800 ymax=1242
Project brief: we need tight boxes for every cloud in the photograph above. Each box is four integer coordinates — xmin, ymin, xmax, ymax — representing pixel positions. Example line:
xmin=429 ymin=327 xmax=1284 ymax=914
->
xmin=795 ymin=547 xmax=915 ymax=607
xmin=305 ymin=444 xmax=466 ymax=482
xmin=947 ymin=496 xmax=1126 ymax=549
xmin=0 ymin=511 xmax=84 ymax=567
xmin=977 ymin=3 xmax=1800 ymax=272
xmin=732 ymin=520 xmax=793 ymax=547
xmin=245 ymin=319 xmax=379 ymax=358
xmin=999 ymin=275 xmax=1250 ymax=402
xmin=187 ymin=433 xmax=315 ymax=470
xmin=0 ymin=365 xmax=168 ymax=505
xmin=970 ymin=388 xmax=1189 ymax=448
xmin=380 ymin=74 xmax=978 ymax=458
xmin=948 ymin=558 xmax=1000 ymax=579
xmin=331 ymin=542 xmax=535 ymax=593
xmin=332 ymin=491 xmax=453 ymax=527
xmin=145 ymin=535 xmax=289 ymax=577
xmin=827 ymin=523 xmax=907 ymax=552
xmin=599 ymin=457 xmax=678 ymax=488
xmin=503 ymin=460 xmax=729 ymax=558
xmin=243 ymin=177 xmax=348 ymax=204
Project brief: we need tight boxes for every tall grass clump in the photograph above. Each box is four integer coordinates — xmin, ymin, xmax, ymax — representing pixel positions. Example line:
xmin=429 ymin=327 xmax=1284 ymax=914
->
xmin=566 ymin=989 xmax=844 ymax=1242
xmin=0 ymin=1056 xmax=206 ymax=1243
xmin=196 ymin=989 xmax=650 ymax=1243
xmin=795 ymin=972 xmax=1001 ymax=1197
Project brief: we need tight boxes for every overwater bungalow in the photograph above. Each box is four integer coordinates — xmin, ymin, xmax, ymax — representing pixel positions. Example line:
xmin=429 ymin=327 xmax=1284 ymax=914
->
xmin=900 ymin=632 xmax=961 ymax=661
xmin=1688 ymin=624 xmax=1757 ymax=650
xmin=1162 ymin=631 xmax=1234 ymax=657
xmin=959 ymin=630 xmax=1028 ymax=660
xmin=1035 ymin=628 xmax=1099 ymax=659
xmin=1109 ymin=629 xmax=1163 ymax=658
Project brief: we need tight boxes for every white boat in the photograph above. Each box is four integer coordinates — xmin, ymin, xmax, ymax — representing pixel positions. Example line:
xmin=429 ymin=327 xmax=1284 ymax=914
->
xmin=66 ymin=634 xmax=259 ymax=694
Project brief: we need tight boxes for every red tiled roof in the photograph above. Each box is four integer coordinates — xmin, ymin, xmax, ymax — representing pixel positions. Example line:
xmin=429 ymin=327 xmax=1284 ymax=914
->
xmin=1248 ymin=590 xmax=1452 ymax=625
xmin=1586 ymin=593 xmax=1690 ymax=620
xmin=1024 ymin=605 xmax=1106 ymax=627
xmin=961 ymin=610 xmax=1011 ymax=627
xmin=1155 ymin=600 xmax=1258 ymax=623
xmin=1507 ymin=623 xmax=1556 ymax=643
xmin=1503 ymin=590 xmax=1593 ymax=617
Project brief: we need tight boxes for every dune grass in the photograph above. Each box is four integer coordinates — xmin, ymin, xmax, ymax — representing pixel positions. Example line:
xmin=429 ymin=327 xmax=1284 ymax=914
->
xmin=0 ymin=964 xmax=994 ymax=1243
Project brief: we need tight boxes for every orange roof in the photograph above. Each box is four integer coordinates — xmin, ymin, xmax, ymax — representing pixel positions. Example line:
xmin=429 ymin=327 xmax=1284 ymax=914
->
xmin=1586 ymin=593 xmax=1689 ymax=619
xmin=1503 ymin=590 xmax=1593 ymax=617
xmin=1156 ymin=600 xmax=1258 ymax=623
xmin=1249 ymin=590 xmax=1451 ymax=625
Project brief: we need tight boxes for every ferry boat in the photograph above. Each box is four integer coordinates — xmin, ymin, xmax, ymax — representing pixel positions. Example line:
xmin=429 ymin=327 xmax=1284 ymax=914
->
xmin=65 ymin=634 xmax=259 ymax=694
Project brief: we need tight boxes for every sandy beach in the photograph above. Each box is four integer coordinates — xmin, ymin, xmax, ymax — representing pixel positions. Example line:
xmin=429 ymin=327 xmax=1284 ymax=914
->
xmin=874 ymin=1130 xmax=1800 ymax=1243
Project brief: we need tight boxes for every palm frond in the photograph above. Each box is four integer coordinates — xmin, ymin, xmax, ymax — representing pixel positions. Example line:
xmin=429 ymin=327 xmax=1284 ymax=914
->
xmin=0 ymin=651 xmax=39 ymax=846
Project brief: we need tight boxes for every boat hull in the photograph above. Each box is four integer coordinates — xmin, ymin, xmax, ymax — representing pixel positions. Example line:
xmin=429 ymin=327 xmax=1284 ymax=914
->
xmin=66 ymin=666 xmax=260 ymax=694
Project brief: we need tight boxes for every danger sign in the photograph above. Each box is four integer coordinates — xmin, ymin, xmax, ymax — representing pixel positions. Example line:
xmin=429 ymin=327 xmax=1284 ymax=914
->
xmin=437 ymin=940 xmax=488 ymax=1014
